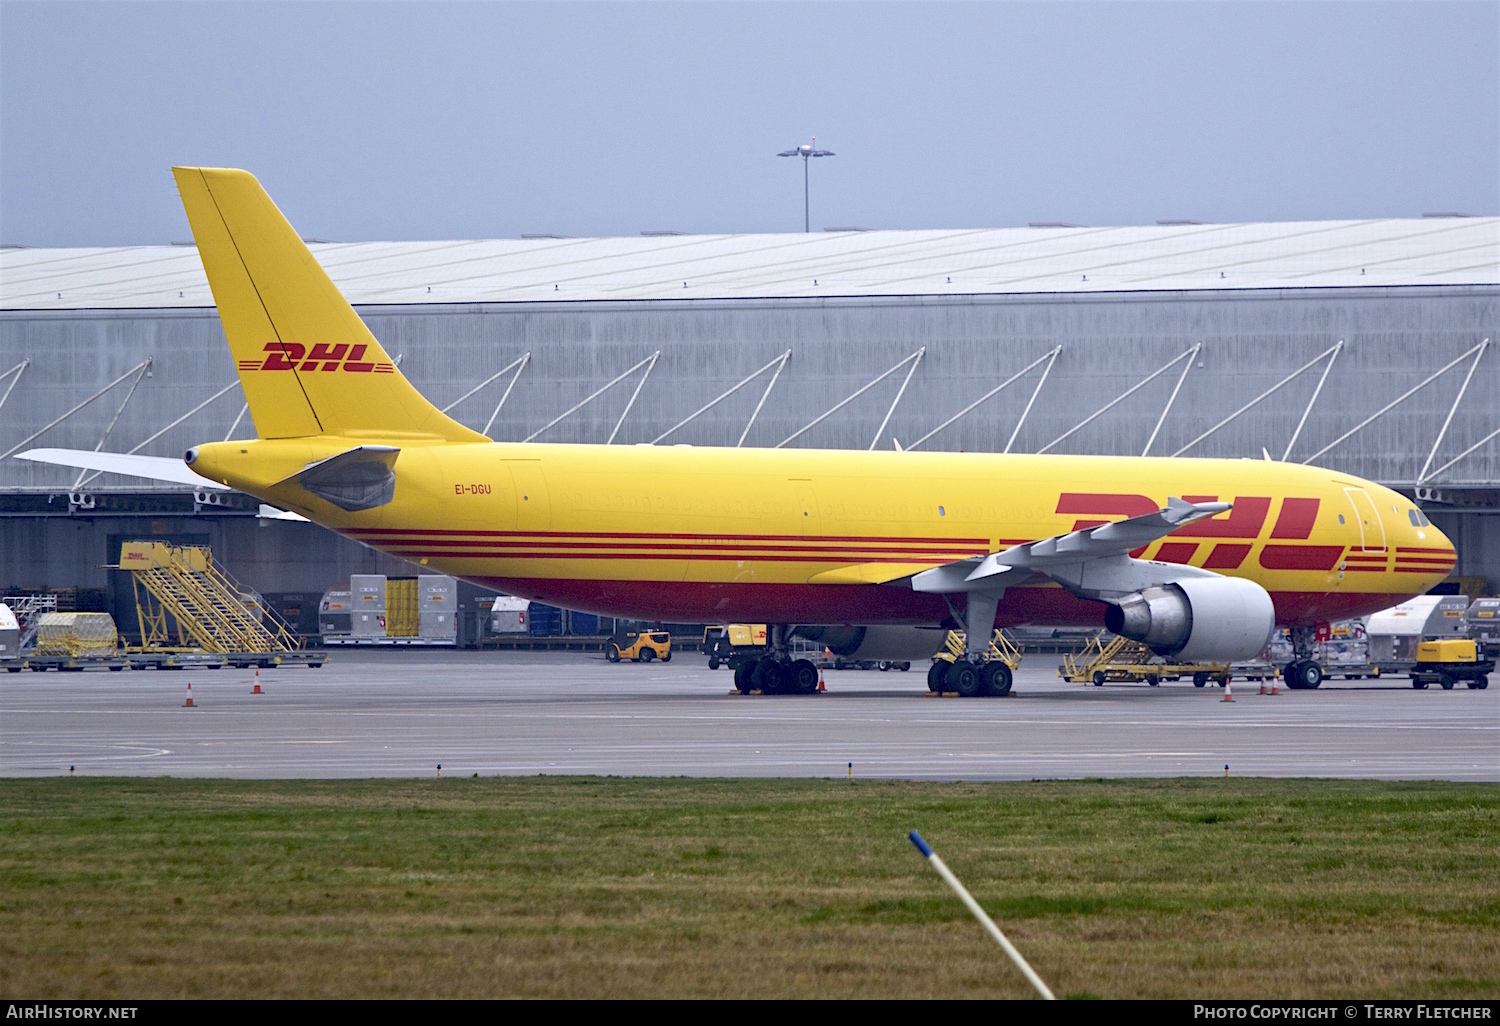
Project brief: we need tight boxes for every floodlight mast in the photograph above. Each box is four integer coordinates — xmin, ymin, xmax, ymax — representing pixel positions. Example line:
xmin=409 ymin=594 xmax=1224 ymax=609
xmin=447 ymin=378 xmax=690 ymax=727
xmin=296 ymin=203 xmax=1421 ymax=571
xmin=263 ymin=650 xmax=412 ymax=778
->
xmin=778 ymin=136 xmax=835 ymax=232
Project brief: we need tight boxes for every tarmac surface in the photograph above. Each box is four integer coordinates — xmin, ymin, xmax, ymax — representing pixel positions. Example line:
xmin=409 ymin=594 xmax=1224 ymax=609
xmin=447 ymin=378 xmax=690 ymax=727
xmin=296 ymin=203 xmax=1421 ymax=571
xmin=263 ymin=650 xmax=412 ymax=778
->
xmin=2 ymin=649 xmax=1496 ymax=780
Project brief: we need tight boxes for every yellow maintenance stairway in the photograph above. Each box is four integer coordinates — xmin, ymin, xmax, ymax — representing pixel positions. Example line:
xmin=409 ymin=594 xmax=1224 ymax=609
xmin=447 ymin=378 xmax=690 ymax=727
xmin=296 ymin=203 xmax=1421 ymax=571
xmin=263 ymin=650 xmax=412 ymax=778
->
xmin=114 ymin=540 xmax=304 ymax=663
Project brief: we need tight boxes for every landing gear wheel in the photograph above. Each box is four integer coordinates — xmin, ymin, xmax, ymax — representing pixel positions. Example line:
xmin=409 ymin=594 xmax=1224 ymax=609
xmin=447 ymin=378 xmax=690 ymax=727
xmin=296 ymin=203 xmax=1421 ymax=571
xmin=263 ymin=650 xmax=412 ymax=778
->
xmin=1193 ymin=672 xmax=1208 ymax=688
xmin=606 ymin=645 xmax=620 ymax=663
xmin=639 ymin=647 xmax=655 ymax=663
xmin=752 ymin=658 xmax=785 ymax=695
xmin=928 ymin=661 xmax=950 ymax=693
xmin=948 ymin=659 xmax=981 ymax=697
xmin=733 ymin=660 xmax=755 ymax=693
xmin=1290 ymin=660 xmax=1322 ymax=690
xmin=789 ymin=659 xmax=819 ymax=695
xmin=1092 ymin=671 xmax=1106 ymax=687
xmin=982 ymin=661 xmax=1013 ymax=697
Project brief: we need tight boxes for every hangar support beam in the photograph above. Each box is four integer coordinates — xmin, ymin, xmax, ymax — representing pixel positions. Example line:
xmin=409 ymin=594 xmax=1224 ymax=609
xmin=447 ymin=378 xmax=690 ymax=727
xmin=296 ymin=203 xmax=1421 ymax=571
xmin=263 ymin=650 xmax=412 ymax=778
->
xmin=0 ymin=358 xmax=153 ymax=461
xmin=777 ymin=347 xmax=925 ymax=449
xmin=1302 ymin=340 xmax=1490 ymax=469
xmin=73 ymin=377 xmax=243 ymax=490
xmin=653 ymin=349 xmax=793 ymax=445
xmin=522 ymin=351 xmax=661 ymax=444
xmin=904 ymin=347 xmax=1061 ymax=452
xmin=1035 ymin=345 xmax=1198 ymax=455
xmin=1171 ymin=341 xmax=1343 ymax=459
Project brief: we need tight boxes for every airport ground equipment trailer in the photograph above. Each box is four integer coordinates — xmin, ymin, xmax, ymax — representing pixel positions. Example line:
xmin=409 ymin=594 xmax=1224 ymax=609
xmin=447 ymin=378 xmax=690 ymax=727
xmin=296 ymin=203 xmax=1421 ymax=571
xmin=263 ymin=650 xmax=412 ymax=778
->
xmin=1059 ymin=631 xmax=1230 ymax=688
xmin=1409 ymin=639 xmax=1494 ymax=690
xmin=926 ymin=629 xmax=1017 ymax=697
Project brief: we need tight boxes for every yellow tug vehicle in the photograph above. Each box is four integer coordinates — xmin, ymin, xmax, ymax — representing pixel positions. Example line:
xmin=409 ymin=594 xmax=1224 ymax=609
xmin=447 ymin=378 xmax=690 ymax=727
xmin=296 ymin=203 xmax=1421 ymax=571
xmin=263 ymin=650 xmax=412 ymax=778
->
xmin=606 ymin=627 xmax=672 ymax=664
xmin=1409 ymin=639 xmax=1493 ymax=690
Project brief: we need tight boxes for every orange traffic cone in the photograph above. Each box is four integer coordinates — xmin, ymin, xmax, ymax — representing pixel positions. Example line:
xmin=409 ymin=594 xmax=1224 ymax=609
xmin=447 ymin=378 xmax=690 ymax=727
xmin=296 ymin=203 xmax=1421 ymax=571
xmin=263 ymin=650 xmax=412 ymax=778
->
xmin=817 ymin=666 xmax=826 ymax=692
xmin=1270 ymin=673 xmax=1279 ymax=696
xmin=252 ymin=668 xmax=261 ymax=694
xmin=1259 ymin=678 xmax=1268 ymax=695
xmin=183 ymin=682 xmax=195 ymax=708
xmin=1222 ymin=679 xmax=1234 ymax=702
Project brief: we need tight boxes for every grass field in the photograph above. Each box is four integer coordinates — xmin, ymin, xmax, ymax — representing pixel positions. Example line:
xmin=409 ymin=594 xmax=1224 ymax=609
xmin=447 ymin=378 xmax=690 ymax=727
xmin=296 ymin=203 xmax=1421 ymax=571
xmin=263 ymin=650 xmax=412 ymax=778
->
xmin=0 ymin=777 xmax=1496 ymax=999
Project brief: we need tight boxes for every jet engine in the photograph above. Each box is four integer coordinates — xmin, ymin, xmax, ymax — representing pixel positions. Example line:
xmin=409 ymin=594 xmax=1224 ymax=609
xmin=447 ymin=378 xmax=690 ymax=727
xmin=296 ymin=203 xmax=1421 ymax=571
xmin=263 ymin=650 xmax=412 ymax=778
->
xmin=1103 ymin=576 xmax=1275 ymax=662
xmin=795 ymin=625 xmax=948 ymax=662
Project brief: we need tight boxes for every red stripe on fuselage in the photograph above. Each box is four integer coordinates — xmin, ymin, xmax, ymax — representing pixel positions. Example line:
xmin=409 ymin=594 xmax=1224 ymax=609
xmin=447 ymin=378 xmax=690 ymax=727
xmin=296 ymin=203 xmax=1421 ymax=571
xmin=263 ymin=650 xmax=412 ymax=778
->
xmin=466 ymin=576 xmax=1420 ymax=630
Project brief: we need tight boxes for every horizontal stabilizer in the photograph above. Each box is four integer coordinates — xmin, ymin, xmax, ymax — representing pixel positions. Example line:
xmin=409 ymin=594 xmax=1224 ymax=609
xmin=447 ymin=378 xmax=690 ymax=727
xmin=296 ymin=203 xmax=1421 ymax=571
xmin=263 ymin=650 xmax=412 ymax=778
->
xmin=14 ymin=448 xmax=228 ymax=489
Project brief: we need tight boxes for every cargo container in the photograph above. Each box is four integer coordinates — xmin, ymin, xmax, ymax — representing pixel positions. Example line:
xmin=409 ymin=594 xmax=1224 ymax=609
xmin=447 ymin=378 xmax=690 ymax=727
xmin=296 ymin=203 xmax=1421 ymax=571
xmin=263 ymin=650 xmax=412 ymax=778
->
xmin=349 ymin=575 xmax=387 ymax=637
xmin=418 ymin=576 xmax=456 ymax=640
xmin=35 ymin=612 xmax=118 ymax=657
xmin=489 ymin=596 xmax=529 ymax=634
xmin=319 ymin=586 xmax=352 ymax=638
xmin=1467 ymin=598 xmax=1500 ymax=658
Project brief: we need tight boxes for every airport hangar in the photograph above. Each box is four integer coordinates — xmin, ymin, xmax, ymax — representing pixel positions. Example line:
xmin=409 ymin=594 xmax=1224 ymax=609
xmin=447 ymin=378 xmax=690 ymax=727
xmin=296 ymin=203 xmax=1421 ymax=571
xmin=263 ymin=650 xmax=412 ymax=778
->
xmin=1 ymin=216 xmax=1497 ymax=639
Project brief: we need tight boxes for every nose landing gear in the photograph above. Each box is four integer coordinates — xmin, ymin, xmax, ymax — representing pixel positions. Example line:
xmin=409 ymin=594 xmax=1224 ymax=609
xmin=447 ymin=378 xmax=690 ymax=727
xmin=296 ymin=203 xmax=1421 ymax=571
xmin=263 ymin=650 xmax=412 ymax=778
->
xmin=1282 ymin=626 xmax=1325 ymax=690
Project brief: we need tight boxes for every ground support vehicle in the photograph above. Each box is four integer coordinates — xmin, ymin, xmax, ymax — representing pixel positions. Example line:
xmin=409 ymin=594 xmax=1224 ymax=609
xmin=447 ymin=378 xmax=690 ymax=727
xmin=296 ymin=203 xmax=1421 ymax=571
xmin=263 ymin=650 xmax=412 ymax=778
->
xmin=928 ymin=629 xmax=1019 ymax=697
xmin=1409 ymin=639 xmax=1493 ymax=690
xmin=606 ymin=628 xmax=672 ymax=663
xmin=1059 ymin=631 xmax=1230 ymax=688
xmin=703 ymin=624 xmax=765 ymax=669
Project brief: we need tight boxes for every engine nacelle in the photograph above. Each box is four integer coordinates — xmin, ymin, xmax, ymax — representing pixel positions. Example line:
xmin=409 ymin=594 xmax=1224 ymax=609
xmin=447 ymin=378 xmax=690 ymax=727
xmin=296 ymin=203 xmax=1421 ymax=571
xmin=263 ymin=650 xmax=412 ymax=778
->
xmin=795 ymin=625 xmax=948 ymax=662
xmin=1104 ymin=576 xmax=1275 ymax=663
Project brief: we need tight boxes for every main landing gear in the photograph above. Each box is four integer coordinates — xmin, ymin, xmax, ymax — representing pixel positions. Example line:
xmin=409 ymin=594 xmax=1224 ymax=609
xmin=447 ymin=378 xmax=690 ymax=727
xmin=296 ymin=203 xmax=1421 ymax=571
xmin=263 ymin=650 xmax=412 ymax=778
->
xmin=732 ymin=625 xmax=820 ymax=696
xmin=1282 ymin=626 xmax=1325 ymax=690
xmin=929 ymin=658 xmax=1012 ymax=697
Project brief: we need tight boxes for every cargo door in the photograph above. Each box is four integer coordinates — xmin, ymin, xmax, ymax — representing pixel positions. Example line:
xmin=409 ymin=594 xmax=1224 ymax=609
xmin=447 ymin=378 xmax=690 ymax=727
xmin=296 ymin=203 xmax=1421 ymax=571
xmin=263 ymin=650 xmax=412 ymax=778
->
xmin=505 ymin=460 xmax=551 ymax=532
xmin=1342 ymin=487 xmax=1386 ymax=552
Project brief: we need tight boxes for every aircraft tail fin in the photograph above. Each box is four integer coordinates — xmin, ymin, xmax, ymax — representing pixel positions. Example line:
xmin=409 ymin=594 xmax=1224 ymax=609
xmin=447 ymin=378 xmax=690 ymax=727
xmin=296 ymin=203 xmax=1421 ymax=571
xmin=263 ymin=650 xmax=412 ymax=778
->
xmin=172 ymin=167 xmax=485 ymax=443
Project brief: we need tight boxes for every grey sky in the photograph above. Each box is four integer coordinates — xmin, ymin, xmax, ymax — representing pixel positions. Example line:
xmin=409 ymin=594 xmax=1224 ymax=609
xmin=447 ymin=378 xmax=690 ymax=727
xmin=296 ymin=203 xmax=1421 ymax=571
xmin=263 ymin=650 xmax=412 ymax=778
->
xmin=2 ymin=1 xmax=1496 ymax=247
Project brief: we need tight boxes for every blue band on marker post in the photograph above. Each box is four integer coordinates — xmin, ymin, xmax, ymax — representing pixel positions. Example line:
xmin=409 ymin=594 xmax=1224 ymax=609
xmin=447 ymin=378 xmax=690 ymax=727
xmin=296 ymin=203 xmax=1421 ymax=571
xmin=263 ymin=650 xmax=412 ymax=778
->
xmin=908 ymin=830 xmax=933 ymax=858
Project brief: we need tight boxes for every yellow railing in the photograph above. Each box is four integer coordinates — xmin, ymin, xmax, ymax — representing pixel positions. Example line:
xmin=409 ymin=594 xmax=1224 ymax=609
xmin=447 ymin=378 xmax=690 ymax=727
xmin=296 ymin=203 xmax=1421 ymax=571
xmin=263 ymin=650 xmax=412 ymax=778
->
xmin=115 ymin=541 xmax=299 ymax=654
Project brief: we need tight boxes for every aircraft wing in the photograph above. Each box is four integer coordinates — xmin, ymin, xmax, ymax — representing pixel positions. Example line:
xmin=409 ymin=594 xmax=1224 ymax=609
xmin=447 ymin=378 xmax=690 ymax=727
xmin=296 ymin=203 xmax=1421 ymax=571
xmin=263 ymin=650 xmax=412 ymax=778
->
xmin=14 ymin=448 xmax=229 ymax=489
xmin=913 ymin=496 xmax=1233 ymax=600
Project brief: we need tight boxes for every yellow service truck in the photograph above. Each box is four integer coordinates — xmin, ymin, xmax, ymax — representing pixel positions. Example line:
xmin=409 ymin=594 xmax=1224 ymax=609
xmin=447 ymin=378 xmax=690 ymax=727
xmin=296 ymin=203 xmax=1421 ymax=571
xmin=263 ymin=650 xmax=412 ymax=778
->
xmin=703 ymin=624 xmax=767 ymax=669
xmin=1409 ymin=638 xmax=1494 ymax=690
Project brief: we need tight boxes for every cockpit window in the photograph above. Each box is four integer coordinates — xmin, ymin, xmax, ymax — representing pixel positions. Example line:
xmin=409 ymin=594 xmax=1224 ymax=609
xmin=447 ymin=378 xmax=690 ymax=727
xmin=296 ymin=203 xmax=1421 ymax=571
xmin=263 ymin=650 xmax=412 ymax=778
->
xmin=1409 ymin=509 xmax=1421 ymax=527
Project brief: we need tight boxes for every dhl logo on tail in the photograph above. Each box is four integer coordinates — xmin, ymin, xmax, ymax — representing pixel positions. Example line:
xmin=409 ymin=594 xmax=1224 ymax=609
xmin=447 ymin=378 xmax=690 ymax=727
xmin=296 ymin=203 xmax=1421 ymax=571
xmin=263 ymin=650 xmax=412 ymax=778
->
xmin=237 ymin=342 xmax=395 ymax=374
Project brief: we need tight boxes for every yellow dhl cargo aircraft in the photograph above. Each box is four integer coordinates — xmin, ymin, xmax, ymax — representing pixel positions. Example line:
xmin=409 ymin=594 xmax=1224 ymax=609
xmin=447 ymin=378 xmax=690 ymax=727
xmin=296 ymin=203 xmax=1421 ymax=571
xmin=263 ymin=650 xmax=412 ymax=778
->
xmin=19 ymin=168 xmax=1458 ymax=695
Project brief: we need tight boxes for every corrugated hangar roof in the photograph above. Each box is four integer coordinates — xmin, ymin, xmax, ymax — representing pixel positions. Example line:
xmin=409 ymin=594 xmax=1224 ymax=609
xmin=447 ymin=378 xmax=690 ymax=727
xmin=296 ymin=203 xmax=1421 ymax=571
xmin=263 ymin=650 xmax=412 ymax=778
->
xmin=2 ymin=217 xmax=1496 ymax=310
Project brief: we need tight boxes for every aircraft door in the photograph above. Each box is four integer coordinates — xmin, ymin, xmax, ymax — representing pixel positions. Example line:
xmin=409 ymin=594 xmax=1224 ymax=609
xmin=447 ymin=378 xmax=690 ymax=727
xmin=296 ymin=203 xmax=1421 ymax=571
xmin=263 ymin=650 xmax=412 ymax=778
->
xmin=789 ymin=479 xmax=820 ymax=537
xmin=505 ymin=460 xmax=552 ymax=532
xmin=1343 ymin=487 xmax=1386 ymax=552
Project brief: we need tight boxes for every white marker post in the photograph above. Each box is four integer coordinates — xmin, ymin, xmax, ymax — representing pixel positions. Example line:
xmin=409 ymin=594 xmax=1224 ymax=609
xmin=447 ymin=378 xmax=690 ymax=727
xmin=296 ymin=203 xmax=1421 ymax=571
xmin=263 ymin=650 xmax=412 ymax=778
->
xmin=908 ymin=830 xmax=1056 ymax=1000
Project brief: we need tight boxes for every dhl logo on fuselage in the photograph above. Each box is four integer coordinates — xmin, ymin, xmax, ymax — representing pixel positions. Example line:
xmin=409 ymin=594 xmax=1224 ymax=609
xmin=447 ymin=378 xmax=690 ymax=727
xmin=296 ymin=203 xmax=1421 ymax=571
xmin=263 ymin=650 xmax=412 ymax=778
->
xmin=1060 ymin=492 xmax=1454 ymax=575
xmin=237 ymin=342 xmax=395 ymax=374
